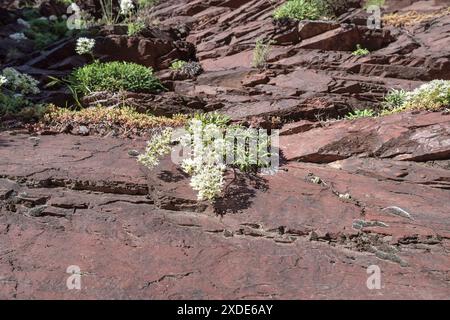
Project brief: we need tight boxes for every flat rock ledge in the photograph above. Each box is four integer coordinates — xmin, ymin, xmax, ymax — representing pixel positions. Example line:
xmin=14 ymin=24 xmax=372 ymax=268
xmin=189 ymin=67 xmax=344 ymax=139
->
xmin=0 ymin=111 xmax=449 ymax=299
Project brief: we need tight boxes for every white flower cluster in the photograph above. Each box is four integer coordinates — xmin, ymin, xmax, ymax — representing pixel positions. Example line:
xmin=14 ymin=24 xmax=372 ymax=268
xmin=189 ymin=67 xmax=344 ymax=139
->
xmin=179 ymin=119 xmax=227 ymax=201
xmin=404 ymin=80 xmax=450 ymax=109
xmin=0 ymin=75 xmax=7 ymax=87
xmin=120 ymin=0 xmax=135 ymax=15
xmin=137 ymin=128 xmax=174 ymax=169
xmin=1 ymin=68 xmax=40 ymax=95
xmin=138 ymin=117 xmax=276 ymax=202
xmin=9 ymin=32 xmax=27 ymax=41
xmin=75 ymin=37 xmax=96 ymax=55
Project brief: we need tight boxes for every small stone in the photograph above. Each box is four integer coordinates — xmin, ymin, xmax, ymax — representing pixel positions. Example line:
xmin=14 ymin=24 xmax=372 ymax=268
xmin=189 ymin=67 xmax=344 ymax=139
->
xmin=78 ymin=126 xmax=89 ymax=136
xmin=128 ymin=150 xmax=140 ymax=157
xmin=27 ymin=205 xmax=48 ymax=217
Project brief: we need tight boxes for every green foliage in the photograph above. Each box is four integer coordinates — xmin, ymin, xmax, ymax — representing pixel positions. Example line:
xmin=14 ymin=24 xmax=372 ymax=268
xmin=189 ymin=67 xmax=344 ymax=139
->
xmin=0 ymin=68 xmax=40 ymax=116
xmin=382 ymin=80 xmax=450 ymax=115
xmin=68 ymin=61 xmax=164 ymax=97
xmin=192 ymin=112 xmax=231 ymax=127
xmin=345 ymin=109 xmax=375 ymax=120
xmin=273 ymin=0 xmax=329 ymax=21
xmin=363 ymin=0 xmax=385 ymax=8
xmin=169 ymin=60 xmax=188 ymax=71
xmin=2 ymin=68 xmax=40 ymax=95
xmin=252 ymin=38 xmax=274 ymax=69
xmin=352 ymin=44 xmax=370 ymax=56
xmin=127 ymin=20 xmax=146 ymax=36
xmin=382 ymin=89 xmax=407 ymax=111
xmin=0 ymin=94 xmax=31 ymax=116
xmin=137 ymin=0 xmax=159 ymax=8
xmin=23 ymin=17 xmax=71 ymax=49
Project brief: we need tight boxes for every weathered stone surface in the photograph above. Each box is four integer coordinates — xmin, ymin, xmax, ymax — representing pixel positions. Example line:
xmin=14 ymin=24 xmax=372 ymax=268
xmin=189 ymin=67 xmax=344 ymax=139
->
xmin=281 ymin=111 xmax=450 ymax=163
xmin=81 ymin=91 xmax=210 ymax=116
xmin=1 ymin=132 xmax=449 ymax=299
xmin=2 ymin=0 xmax=450 ymax=300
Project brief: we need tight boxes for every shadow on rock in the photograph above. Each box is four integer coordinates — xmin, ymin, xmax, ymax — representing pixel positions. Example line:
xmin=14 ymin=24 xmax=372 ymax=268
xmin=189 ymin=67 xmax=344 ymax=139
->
xmin=214 ymin=170 xmax=269 ymax=216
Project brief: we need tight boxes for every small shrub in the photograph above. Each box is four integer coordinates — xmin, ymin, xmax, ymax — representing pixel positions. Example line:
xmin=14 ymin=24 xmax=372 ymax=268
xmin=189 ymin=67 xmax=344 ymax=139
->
xmin=68 ymin=61 xmax=164 ymax=96
xmin=402 ymin=80 xmax=450 ymax=111
xmin=273 ymin=0 xmax=329 ymax=21
xmin=352 ymin=44 xmax=370 ymax=56
xmin=345 ymin=109 xmax=375 ymax=120
xmin=138 ymin=113 xmax=274 ymax=201
xmin=382 ymin=81 xmax=450 ymax=115
xmin=252 ymin=38 xmax=274 ymax=69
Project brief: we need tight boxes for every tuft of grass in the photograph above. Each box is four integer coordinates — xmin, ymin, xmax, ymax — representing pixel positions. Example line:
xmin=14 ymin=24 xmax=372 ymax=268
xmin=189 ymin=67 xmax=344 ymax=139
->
xmin=68 ymin=61 xmax=164 ymax=97
xmin=273 ymin=0 xmax=330 ymax=21
xmin=252 ymin=38 xmax=274 ymax=69
xmin=352 ymin=44 xmax=370 ymax=56
xmin=345 ymin=109 xmax=375 ymax=120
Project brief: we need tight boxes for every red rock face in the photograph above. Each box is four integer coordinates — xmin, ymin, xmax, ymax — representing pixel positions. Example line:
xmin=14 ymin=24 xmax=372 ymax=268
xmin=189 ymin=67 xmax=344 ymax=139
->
xmin=1 ymin=0 xmax=450 ymax=299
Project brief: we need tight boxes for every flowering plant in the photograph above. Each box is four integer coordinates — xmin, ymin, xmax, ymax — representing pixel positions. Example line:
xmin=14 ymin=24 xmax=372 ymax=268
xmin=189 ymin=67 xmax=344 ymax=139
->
xmin=1 ymin=68 xmax=40 ymax=95
xmin=75 ymin=37 xmax=96 ymax=56
xmin=120 ymin=0 xmax=135 ymax=15
xmin=138 ymin=113 xmax=277 ymax=202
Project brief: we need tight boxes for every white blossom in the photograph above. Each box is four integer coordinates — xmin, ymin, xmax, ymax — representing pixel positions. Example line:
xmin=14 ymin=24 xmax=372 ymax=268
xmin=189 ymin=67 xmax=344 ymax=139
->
xmin=0 ymin=75 xmax=7 ymax=87
xmin=9 ymin=32 xmax=27 ymax=41
xmin=75 ymin=37 xmax=96 ymax=55
xmin=120 ymin=0 xmax=135 ymax=15
xmin=137 ymin=128 xmax=173 ymax=169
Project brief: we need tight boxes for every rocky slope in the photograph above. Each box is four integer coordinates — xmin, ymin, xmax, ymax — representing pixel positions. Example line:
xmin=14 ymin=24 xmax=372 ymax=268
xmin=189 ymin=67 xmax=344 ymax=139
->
xmin=0 ymin=0 xmax=449 ymax=299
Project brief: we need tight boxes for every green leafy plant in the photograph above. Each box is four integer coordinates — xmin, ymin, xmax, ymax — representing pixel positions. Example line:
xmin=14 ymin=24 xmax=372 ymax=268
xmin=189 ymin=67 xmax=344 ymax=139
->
xmin=352 ymin=44 xmax=370 ymax=56
xmin=363 ymin=0 xmax=385 ymax=9
xmin=273 ymin=0 xmax=329 ymax=21
xmin=23 ymin=17 xmax=72 ymax=49
xmin=345 ymin=109 xmax=375 ymax=120
xmin=68 ymin=61 xmax=164 ymax=96
xmin=169 ymin=60 xmax=188 ymax=71
xmin=127 ymin=20 xmax=146 ymax=36
xmin=138 ymin=113 xmax=275 ymax=202
xmin=252 ymin=38 xmax=274 ymax=69
xmin=382 ymin=89 xmax=407 ymax=110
